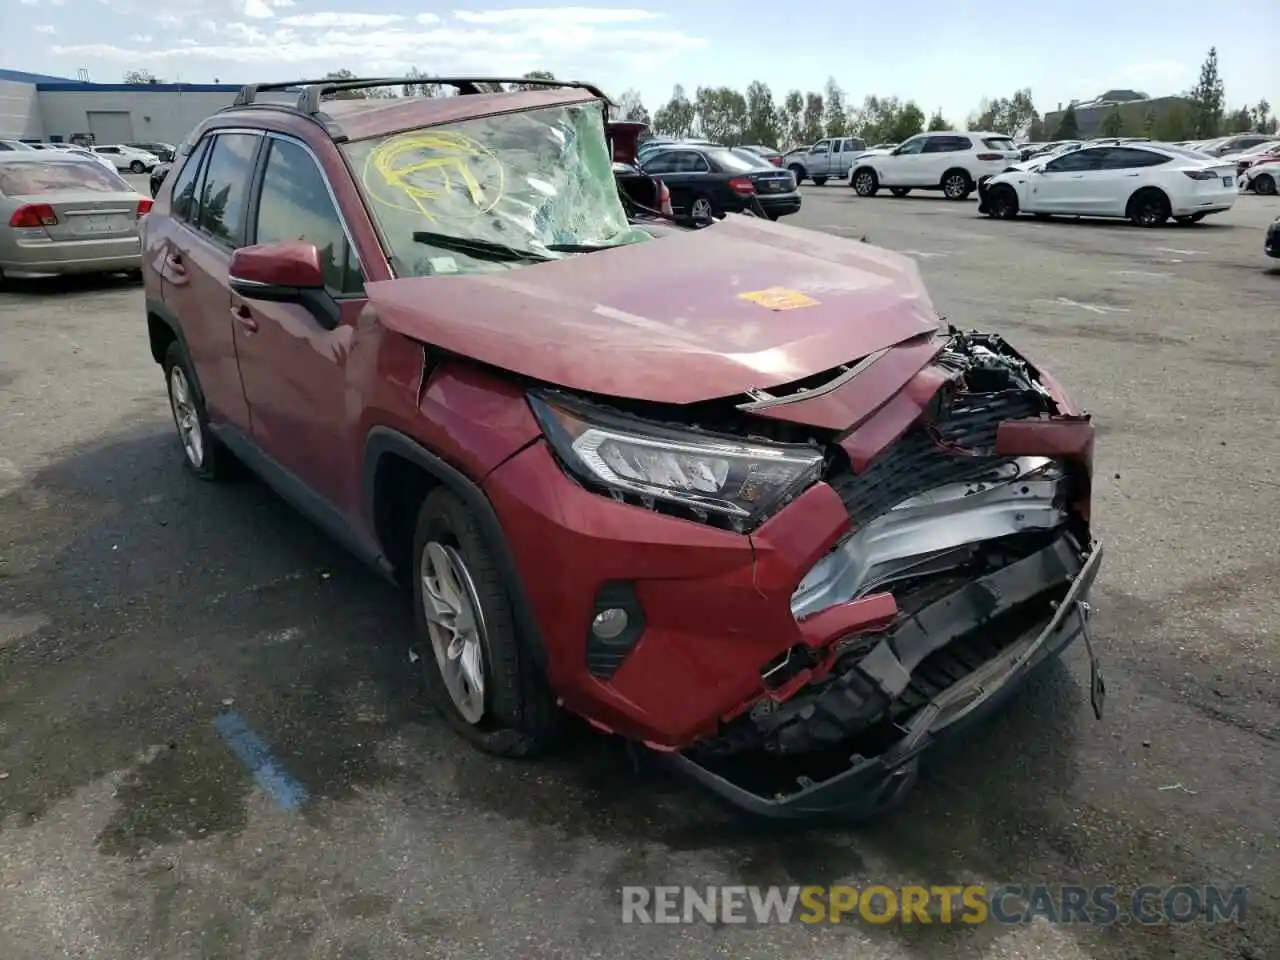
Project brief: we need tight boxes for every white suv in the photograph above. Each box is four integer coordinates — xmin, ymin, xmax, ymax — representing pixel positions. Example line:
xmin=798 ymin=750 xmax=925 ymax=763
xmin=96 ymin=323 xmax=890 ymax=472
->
xmin=91 ymin=144 xmax=161 ymax=173
xmin=848 ymin=131 xmax=1021 ymax=200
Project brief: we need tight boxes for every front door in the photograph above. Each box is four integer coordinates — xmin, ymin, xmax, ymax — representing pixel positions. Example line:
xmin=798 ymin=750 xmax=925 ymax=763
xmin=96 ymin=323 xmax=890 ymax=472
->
xmin=1029 ymin=148 xmax=1106 ymax=213
xmin=231 ymin=134 xmax=368 ymax=511
xmin=807 ymin=139 xmax=832 ymax=177
xmin=881 ymin=135 xmax=928 ymax=186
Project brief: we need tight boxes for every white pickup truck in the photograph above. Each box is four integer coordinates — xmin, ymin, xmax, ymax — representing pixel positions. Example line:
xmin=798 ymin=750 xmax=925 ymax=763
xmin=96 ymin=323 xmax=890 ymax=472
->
xmin=786 ymin=136 xmax=868 ymax=185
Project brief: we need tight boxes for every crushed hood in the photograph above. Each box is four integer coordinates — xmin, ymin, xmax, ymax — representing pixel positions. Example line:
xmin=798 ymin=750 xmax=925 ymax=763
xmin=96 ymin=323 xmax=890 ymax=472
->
xmin=365 ymin=214 xmax=941 ymax=404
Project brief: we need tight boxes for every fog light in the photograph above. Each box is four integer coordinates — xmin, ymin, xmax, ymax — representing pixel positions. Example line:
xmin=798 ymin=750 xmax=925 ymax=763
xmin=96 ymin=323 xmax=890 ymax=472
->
xmin=591 ymin=608 xmax=629 ymax=641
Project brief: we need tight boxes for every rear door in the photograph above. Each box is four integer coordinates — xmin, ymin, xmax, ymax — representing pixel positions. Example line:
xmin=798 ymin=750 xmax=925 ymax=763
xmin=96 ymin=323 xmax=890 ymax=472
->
xmin=806 ymin=139 xmax=832 ymax=177
xmin=1090 ymin=147 xmax=1170 ymax=215
xmin=157 ymin=130 xmax=262 ymax=434
xmin=232 ymin=133 xmax=368 ymax=510
xmin=919 ymin=135 xmax=970 ymax=184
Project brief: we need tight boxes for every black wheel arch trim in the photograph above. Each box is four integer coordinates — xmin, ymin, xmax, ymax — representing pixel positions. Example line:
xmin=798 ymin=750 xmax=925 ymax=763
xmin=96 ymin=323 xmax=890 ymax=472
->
xmin=362 ymin=425 xmax=550 ymax=669
xmin=146 ymin=296 xmax=205 ymax=401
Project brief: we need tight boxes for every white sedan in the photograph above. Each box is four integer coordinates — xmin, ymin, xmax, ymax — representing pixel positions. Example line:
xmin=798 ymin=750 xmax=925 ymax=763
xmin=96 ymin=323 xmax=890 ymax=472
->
xmin=977 ymin=142 xmax=1237 ymax=226
xmin=1240 ymin=159 xmax=1280 ymax=196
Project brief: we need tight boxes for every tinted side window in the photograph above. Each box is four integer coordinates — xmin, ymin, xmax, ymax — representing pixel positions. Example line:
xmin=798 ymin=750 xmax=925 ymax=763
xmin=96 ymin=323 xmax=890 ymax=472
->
xmin=672 ymin=152 xmax=708 ymax=173
xmin=197 ymin=133 xmax=259 ymax=247
xmin=170 ymin=136 xmax=212 ymax=223
xmin=1101 ymin=148 xmax=1169 ymax=169
xmin=896 ymin=137 xmax=927 ymax=155
xmin=1045 ymin=149 xmax=1102 ymax=172
xmin=254 ymin=137 xmax=363 ymax=295
xmin=642 ymin=151 xmax=677 ymax=174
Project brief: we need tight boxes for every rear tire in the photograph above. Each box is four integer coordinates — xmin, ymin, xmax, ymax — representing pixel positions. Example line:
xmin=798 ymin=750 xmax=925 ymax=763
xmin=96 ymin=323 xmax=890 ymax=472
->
xmin=1127 ymin=188 xmax=1170 ymax=227
xmin=941 ymin=169 xmax=973 ymax=200
xmin=852 ymin=168 xmax=879 ymax=197
xmin=889 ymin=187 xmax=910 ymax=197
xmin=690 ymin=195 xmax=715 ymax=220
xmin=812 ymin=176 xmax=828 ymax=186
xmin=162 ymin=341 xmax=237 ymax=482
xmin=412 ymin=488 xmax=561 ymax=757
xmin=129 ymin=160 xmax=145 ymax=174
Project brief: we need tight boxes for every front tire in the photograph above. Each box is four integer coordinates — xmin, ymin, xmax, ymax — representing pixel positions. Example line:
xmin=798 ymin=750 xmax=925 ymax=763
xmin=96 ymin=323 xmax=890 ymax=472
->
xmin=852 ymin=168 xmax=879 ymax=197
xmin=413 ymin=488 xmax=561 ymax=757
xmin=787 ymin=163 xmax=806 ymax=184
xmin=1252 ymin=173 xmax=1275 ymax=196
xmin=987 ymin=184 xmax=1020 ymax=219
xmin=1128 ymin=188 xmax=1170 ymax=227
xmin=812 ymin=176 xmax=828 ymax=186
xmin=163 ymin=341 xmax=236 ymax=482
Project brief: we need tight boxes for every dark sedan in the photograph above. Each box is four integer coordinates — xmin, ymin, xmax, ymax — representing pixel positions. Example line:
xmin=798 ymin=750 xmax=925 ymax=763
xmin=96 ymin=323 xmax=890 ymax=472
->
xmin=639 ymin=144 xmax=800 ymax=220
xmin=1266 ymin=216 xmax=1279 ymax=258
xmin=150 ymin=161 xmax=171 ymax=197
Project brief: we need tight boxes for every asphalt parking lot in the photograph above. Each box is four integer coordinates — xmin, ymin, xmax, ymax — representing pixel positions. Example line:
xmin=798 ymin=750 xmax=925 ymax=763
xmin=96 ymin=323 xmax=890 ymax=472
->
xmin=2 ymin=176 xmax=1278 ymax=960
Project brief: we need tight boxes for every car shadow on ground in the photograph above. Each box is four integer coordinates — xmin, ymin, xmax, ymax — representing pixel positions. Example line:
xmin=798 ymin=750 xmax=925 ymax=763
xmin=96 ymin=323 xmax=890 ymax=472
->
xmin=0 ymin=272 xmax=142 ymax=298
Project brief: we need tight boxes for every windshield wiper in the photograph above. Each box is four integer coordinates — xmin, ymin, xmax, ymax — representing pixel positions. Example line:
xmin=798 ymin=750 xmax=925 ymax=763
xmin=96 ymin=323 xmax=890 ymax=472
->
xmin=411 ymin=230 xmax=553 ymax=262
xmin=543 ymin=241 xmax=626 ymax=253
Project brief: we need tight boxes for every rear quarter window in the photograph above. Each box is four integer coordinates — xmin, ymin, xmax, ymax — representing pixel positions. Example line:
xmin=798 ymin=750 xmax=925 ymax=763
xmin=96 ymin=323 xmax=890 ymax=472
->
xmin=0 ymin=160 xmax=130 ymax=197
xmin=982 ymin=138 xmax=1016 ymax=151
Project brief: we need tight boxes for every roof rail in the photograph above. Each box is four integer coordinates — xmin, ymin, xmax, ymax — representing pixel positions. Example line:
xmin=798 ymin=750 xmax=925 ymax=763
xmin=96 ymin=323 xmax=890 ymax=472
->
xmin=293 ymin=76 xmax=612 ymax=115
xmin=233 ymin=80 xmax=314 ymax=106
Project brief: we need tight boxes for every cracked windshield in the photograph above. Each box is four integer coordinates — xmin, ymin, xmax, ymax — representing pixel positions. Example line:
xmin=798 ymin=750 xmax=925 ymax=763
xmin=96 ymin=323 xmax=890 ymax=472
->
xmin=342 ymin=100 xmax=649 ymax=275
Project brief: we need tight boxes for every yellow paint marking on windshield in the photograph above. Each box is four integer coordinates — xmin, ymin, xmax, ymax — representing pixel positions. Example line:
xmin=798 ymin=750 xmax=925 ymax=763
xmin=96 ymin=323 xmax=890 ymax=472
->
xmin=738 ymin=287 xmax=820 ymax=311
xmin=361 ymin=131 xmax=506 ymax=221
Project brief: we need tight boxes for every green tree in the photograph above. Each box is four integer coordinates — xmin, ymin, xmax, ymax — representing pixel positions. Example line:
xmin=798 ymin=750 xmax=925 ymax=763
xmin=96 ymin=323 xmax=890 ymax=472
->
xmin=1053 ymin=104 xmax=1079 ymax=139
xmin=402 ymin=67 xmax=443 ymax=98
xmin=969 ymin=88 xmax=1037 ymax=135
xmin=1099 ymin=105 xmax=1125 ymax=137
xmin=822 ymin=77 xmax=849 ymax=137
xmin=888 ymin=102 xmax=925 ymax=141
xmin=781 ymin=90 xmax=805 ymax=147
xmin=123 ymin=69 xmax=160 ymax=84
xmin=694 ymin=86 xmax=748 ymax=143
xmin=1027 ymin=116 xmax=1045 ymax=140
xmin=614 ymin=89 xmax=650 ymax=125
xmin=1142 ymin=107 xmax=1158 ymax=135
xmin=927 ymin=109 xmax=949 ymax=131
xmin=514 ymin=70 xmax=556 ymax=91
xmin=1152 ymin=102 xmax=1192 ymax=141
xmin=1227 ymin=106 xmax=1254 ymax=132
xmin=1187 ymin=46 xmax=1225 ymax=138
xmin=743 ymin=81 xmax=780 ymax=145
xmin=801 ymin=92 xmax=825 ymax=143
xmin=1253 ymin=99 xmax=1275 ymax=134
xmin=652 ymin=85 xmax=696 ymax=137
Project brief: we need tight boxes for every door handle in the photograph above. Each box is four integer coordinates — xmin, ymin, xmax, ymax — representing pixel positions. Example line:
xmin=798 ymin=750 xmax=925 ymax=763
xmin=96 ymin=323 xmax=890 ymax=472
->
xmin=165 ymin=250 xmax=186 ymax=275
xmin=231 ymin=304 xmax=258 ymax=333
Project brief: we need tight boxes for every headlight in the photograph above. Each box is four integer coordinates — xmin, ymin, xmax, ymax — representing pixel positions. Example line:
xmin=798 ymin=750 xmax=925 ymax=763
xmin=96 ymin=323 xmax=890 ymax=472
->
xmin=529 ymin=393 xmax=824 ymax=530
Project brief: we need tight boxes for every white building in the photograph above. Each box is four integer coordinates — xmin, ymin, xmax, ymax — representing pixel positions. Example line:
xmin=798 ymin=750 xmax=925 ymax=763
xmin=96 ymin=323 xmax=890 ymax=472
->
xmin=0 ymin=68 xmax=293 ymax=146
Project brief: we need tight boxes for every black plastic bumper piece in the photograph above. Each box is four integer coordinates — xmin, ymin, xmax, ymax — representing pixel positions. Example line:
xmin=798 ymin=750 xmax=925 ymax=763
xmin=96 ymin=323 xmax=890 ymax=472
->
xmin=666 ymin=540 xmax=1104 ymax=820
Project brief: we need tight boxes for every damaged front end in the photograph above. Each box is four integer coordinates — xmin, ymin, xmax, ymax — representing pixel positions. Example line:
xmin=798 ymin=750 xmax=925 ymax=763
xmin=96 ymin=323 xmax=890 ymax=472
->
xmin=675 ymin=330 xmax=1104 ymax=818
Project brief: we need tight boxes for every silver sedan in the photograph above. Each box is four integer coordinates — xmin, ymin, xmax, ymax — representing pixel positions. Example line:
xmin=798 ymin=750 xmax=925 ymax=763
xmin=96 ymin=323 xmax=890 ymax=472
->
xmin=0 ymin=153 xmax=149 ymax=282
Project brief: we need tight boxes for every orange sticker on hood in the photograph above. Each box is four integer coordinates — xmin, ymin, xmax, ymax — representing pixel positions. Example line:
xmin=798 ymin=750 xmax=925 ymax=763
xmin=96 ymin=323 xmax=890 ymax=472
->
xmin=738 ymin=287 xmax=820 ymax=311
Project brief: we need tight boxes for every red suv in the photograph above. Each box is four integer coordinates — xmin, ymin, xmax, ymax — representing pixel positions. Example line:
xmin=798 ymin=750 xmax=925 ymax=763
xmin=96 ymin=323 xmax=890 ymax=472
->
xmin=142 ymin=76 xmax=1104 ymax=818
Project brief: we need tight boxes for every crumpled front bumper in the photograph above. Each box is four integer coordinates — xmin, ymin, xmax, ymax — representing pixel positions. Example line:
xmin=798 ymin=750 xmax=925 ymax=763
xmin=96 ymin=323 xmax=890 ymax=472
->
xmin=668 ymin=537 xmax=1103 ymax=819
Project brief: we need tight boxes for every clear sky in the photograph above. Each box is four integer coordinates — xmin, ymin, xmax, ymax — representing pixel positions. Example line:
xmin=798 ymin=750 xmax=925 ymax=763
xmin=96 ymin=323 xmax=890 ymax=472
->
xmin=5 ymin=0 xmax=1278 ymax=125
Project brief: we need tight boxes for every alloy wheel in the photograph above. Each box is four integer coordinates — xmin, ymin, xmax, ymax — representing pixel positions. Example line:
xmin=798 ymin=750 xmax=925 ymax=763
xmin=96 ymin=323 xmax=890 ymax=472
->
xmin=944 ymin=174 xmax=968 ymax=199
xmin=420 ymin=541 xmax=488 ymax=724
xmin=691 ymin=197 xmax=714 ymax=219
xmin=854 ymin=172 xmax=875 ymax=196
xmin=167 ymin=366 xmax=204 ymax=468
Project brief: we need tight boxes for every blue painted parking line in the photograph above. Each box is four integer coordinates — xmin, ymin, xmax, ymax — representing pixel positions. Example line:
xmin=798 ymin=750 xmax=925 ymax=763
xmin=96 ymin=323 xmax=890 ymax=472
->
xmin=212 ymin=711 xmax=309 ymax=812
